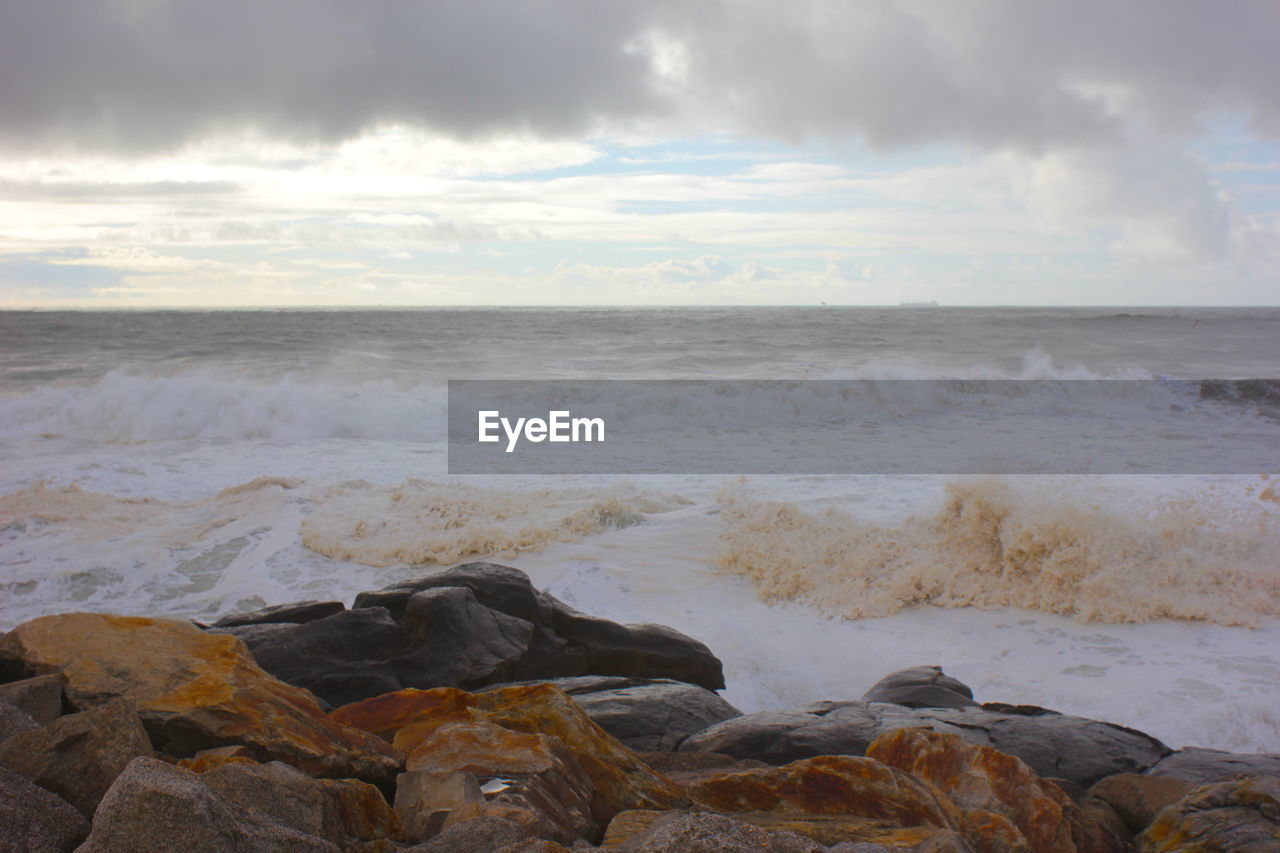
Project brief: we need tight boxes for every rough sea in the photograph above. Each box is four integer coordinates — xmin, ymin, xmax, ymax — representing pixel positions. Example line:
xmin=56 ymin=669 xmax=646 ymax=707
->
xmin=2 ymin=306 xmax=1278 ymax=753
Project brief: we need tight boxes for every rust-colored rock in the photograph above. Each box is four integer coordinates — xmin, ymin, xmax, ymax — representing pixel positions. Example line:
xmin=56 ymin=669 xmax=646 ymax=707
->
xmin=335 ymin=683 xmax=683 ymax=827
xmin=1139 ymin=773 xmax=1280 ymax=851
xmin=867 ymin=727 xmax=1122 ymax=853
xmin=0 ymin=612 xmax=400 ymax=782
xmin=406 ymin=721 xmax=597 ymax=841
xmin=688 ymin=754 xmax=967 ymax=832
xmin=177 ymin=745 xmax=258 ymax=774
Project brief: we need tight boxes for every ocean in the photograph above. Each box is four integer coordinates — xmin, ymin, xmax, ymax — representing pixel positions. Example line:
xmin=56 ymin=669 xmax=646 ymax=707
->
xmin=1 ymin=306 xmax=1278 ymax=754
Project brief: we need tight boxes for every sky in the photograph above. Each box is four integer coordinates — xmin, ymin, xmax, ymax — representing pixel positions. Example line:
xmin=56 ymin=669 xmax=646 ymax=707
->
xmin=1 ymin=0 xmax=1278 ymax=307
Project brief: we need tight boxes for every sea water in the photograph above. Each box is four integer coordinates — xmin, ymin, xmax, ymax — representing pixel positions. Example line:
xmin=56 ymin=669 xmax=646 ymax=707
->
xmin=1 ymin=307 xmax=1278 ymax=753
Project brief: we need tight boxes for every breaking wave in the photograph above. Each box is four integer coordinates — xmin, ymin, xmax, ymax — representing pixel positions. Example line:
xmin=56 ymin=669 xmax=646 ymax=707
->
xmin=716 ymin=478 xmax=1280 ymax=626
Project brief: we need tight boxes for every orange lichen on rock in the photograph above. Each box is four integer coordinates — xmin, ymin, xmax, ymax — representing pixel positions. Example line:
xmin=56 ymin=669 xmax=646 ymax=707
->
xmin=688 ymin=754 xmax=967 ymax=831
xmin=867 ymin=726 xmax=1123 ymax=853
xmin=0 ymin=612 xmax=401 ymax=782
xmin=329 ymin=687 xmax=478 ymax=741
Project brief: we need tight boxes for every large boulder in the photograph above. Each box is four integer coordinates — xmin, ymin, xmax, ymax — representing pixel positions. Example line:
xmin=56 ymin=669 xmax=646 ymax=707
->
xmin=215 ymin=563 xmax=725 ymax=707
xmin=1139 ymin=773 xmax=1280 ymax=850
xmin=0 ymin=766 xmax=88 ymax=853
xmin=0 ymin=699 xmax=152 ymax=818
xmin=0 ymin=700 xmax=40 ymax=741
xmin=334 ymin=682 xmax=685 ymax=832
xmin=76 ymin=757 xmax=339 ymax=853
xmin=1144 ymin=746 xmax=1280 ymax=785
xmin=867 ymin=727 xmax=1124 ymax=853
xmin=681 ymin=699 xmax=1168 ymax=788
xmin=0 ymin=613 xmax=400 ymax=782
xmin=493 ymin=675 xmax=742 ymax=751
xmin=403 ymin=815 xmax=533 ymax=853
xmin=862 ymin=666 xmax=977 ymax=710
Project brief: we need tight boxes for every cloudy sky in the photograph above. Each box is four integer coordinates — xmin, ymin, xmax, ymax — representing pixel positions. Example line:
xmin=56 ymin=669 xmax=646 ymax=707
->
xmin=1 ymin=0 xmax=1278 ymax=307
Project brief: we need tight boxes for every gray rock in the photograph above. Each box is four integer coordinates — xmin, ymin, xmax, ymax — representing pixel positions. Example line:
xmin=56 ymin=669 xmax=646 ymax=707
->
xmin=681 ymin=699 xmax=1168 ymax=788
xmin=394 ymin=586 xmax=536 ymax=686
xmin=394 ymin=770 xmax=483 ymax=842
xmin=213 ymin=607 xmax=405 ymax=709
xmin=616 ymin=811 xmax=821 ymax=852
xmin=861 ymin=666 xmax=976 ymax=710
xmin=0 ymin=698 xmax=152 ymax=818
xmin=77 ymin=757 xmax=338 ymax=853
xmin=562 ymin=678 xmax=741 ymax=751
xmin=0 ymin=766 xmax=87 ymax=853
xmin=211 ymin=599 xmax=346 ymax=627
xmin=0 ymin=673 xmax=63 ymax=724
xmin=1139 ymin=773 xmax=1280 ymax=851
xmin=1145 ymin=746 xmax=1280 ymax=784
xmin=0 ymin=699 xmax=40 ymax=741
xmin=406 ymin=815 xmax=532 ymax=852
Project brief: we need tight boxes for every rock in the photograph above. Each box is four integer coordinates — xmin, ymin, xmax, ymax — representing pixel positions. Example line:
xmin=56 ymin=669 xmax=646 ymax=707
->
xmin=0 ymin=673 xmax=63 ymax=724
xmin=0 ymin=766 xmax=88 ymax=853
xmin=0 ymin=698 xmax=152 ymax=818
xmin=227 ymin=564 xmax=725 ymax=707
xmin=867 ymin=726 xmax=1123 ymax=853
xmin=681 ymin=700 xmax=1168 ymax=788
xmin=212 ymin=607 xmax=406 ymax=709
xmin=494 ymin=841 xmax=576 ymax=853
xmin=0 ymin=700 xmax=40 ymax=741
xmin=687 ymin=754 xmax=966 ymax=833
xmin=201 ymin=760 xmax=403 ymax=849
xmin=76 ymin=756 xmax=339 ymax=852
xmin=404 ymin=815 xmax=533 ymax=853
xmin=1087 ymin=773 xmax=1193 ymax=834
xmin=177 ymin=745 xmax=259 ymax=773
xmin=395 ymin=587 xmax=537 ymax=687
xmin=637 ymin=751 xmax=766 ymax=786
xmin=404 ymin=720 xmax=597 ymax=842
xmin=545 ymin=596 xmax=725 ymax=690
xmin=862 ymin=666 xmax=977 ymax=710
xmin=212 ymin=599 xmax=346 ymax=627
xmin=1144 ymin=746 xmax=1280 ymax=784
xmin=337 ymin=683 xmax=685 ymax=831
xmin=395 ymin=770 xmax=484 ymax=841
xmin=603 ymin=809 xmax=974 ymax=849
xmin=512 ymin=676 xmax=741 ymax=751
xmin=0 ymin=612 xmax=401 ymax=782
xmin=1139 ymin=773 xmax=1280 ymax=850
xmin=614 ymin=810 xmax=822 ymax=852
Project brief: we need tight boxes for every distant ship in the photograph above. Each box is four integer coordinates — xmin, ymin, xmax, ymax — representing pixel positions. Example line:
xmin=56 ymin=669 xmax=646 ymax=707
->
xmin=898 ymin=301 xmax=938 ymax=307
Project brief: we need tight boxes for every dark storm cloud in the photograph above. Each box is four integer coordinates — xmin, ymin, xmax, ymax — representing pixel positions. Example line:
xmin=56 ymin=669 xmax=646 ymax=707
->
xmin=1 ymin=0 xmax=1277 ymax=154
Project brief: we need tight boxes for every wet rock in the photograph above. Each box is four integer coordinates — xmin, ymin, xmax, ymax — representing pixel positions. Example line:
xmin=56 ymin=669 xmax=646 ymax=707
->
xmin=545 ymin=596 xmax=725 ymax=690
xmin=76 ymin=756 xmax=339 ymax=852
xmin=202 ymin=760 xmax=402 ymax=849
xmin=337 ymin=683 xmax=685 ymax=829
xmin=1087 ymin=772 xmax=1193 ymax=834
xmin=1144 ymin=746 xmax=1280 ymax=784
xmin=687 ymin=754 xmax=966 ymax=832
xmin=404 ymin=720 xmax=597 ymax=842
xmin=862 ymin=666 xmax=978 ymax=710
xmin=212 ymin=607 xmax=406 ymax=709
xmin=0 ymin=612 xmax=401 ymax=782
xmin=394 ymin=586 xmax=536 ymax=687
xmin=212 ymin=599 xmax=346 ymax=627
xmin=614 ymin=810 xmax=822 ymax=852
xmin=0 ymin=766 xmax=88 ymax=853
xmin=0 ymin=698 xmax=152 ymax=818
xmin=0 ymin=673 xmax=63 ymax=724
xmin=516 ymin=676 xmax=742 ymax=751
xmin=1139 ymin=773 xmax=1280 ymax=850
xmin=867 ymin=727 xmax=1123 ymax=853
xmin=0 ymin=700 xmax=40 ymax=741
xmin=681 ymin=699 xmax=1167 ymax=787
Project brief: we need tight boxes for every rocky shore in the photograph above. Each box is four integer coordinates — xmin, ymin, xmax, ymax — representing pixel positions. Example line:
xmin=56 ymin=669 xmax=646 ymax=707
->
xmin=1 ymin=562 xmax=1277 ymax=851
